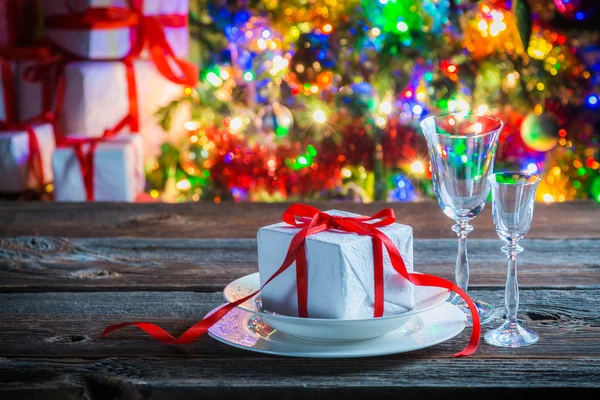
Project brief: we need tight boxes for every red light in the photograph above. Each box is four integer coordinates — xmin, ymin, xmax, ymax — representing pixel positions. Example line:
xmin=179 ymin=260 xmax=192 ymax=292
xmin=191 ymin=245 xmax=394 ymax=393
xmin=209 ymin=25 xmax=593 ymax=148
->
xmin=404 ymin=89 xmax=413 ymax=98
xmin=587 ymin=157 xmax=595 ymax=168
xmin=446 ymin=64 xmax=457 ymax=74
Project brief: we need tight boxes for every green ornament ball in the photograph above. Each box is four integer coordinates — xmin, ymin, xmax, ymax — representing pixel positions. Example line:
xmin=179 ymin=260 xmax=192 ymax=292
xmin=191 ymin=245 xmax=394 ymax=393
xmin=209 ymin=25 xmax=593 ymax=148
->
xmin=256 ymin=103 xmax=294 ymax=137
xmin=521 ymin=112 xmax=560 ymax=152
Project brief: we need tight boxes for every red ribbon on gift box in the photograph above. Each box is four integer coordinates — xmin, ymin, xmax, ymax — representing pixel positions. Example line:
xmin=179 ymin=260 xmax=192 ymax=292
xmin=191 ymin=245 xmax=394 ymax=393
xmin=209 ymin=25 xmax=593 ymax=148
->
xmin=57 ymin=114 xmax=138 ymax=201
xmin=0 ymin=45 xmax=60 ymax=124
xmin=0 ymin=112 xmax=55 ymax=189
xmin=103 ymin=204 xmax=481 ymax=357
xmin=44 ymin=2 xmax=198 ymax=87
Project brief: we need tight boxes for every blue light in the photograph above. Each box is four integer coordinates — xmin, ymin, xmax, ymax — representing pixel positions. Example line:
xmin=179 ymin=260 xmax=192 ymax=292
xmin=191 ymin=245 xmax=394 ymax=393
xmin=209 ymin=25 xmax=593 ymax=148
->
xmin=587 ymin=94 xmax=599 ymax=107
xmin=576 ymin=12 xmax=584 ymax=20
xmin=224 ymin=152 xmax=234 ymax=163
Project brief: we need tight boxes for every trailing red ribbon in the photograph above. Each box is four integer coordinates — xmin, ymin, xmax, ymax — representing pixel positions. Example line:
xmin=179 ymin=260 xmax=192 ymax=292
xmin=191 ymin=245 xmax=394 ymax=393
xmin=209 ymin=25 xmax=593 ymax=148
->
xmin=57 ymin=115 xmax=134 ymax=201
xmin=44 ymin=5 xmax=198 ymax=87
xmin=103 ymin=204 xmax=481 ymax=357
xmin=0 ymin=113 xmax=55 ymax=189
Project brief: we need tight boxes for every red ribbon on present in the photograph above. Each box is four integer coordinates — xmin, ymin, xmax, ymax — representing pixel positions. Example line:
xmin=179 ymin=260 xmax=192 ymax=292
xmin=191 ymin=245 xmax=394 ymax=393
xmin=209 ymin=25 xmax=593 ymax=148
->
xmin=57 ymin=114 xmax=135 ymax=201
xmin=44 ymin=4 xmax=198 ymax=87
xmin=103 ymin=204 xmax=481 ymax=357
xmin=0 ymin=112 xmax=55 ymax=189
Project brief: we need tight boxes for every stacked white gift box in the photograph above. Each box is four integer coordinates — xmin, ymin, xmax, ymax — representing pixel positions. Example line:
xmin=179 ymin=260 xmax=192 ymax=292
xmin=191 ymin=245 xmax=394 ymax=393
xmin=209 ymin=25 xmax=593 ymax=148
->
xmin=0 ymin=0 xmax=196 ymax=201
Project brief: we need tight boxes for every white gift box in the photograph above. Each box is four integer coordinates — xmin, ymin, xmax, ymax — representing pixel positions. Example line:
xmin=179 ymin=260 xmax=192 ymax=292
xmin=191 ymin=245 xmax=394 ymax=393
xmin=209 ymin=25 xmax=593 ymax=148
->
xmin=1 ymin=54 xmax=56 ymax=122
xmin=0 ymin=122 xmax=55 ymax=193
xmin=16 ymin=60 xmax=54 ymax=122
xmin=52 ymin=133 xmax=145 ymax=201
xmin=59 ymin=60 xmax=190 ymax=157
xmin=43 ymin=0 xmax=189 ymax=60
xmin=257 ymin=210 xmax=415 ymax=319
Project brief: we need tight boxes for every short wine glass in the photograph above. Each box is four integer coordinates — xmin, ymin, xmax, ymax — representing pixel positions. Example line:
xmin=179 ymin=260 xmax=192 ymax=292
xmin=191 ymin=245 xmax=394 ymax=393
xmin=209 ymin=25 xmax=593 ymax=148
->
xmin=485 ymin=172 xmax=541 ymax=348
xmin=420 ymin=113 xmax=503 ymax=326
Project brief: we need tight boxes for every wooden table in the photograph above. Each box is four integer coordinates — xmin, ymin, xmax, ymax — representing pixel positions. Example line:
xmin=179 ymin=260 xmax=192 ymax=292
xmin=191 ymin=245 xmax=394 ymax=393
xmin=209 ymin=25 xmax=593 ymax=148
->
xmin=1 ymin=201 xmax=599 ymax=399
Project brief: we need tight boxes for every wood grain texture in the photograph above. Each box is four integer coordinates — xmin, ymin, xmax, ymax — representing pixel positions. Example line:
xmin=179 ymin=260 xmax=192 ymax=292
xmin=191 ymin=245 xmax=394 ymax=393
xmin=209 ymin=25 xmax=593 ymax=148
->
xmin=0 ymin=237 xmax=598 ymax=292
xmin=0 ymin=201 xmax=598 ymax=398
xmin=0 ymin=288 xmax=599 ymax=398
xmin=1 ymin=201 xmax=599 ymax=239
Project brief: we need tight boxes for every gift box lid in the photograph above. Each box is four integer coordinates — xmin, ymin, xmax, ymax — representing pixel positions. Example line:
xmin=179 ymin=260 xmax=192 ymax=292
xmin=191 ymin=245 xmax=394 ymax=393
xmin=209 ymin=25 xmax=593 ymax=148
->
xmin=258 ymin=209 xmax=412 ymax=246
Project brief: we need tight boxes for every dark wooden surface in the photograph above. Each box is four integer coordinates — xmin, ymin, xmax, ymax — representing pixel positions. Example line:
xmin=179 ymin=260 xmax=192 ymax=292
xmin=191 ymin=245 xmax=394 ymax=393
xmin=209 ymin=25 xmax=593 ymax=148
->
xmin=1 ymin=201 xmax=599 ymax=399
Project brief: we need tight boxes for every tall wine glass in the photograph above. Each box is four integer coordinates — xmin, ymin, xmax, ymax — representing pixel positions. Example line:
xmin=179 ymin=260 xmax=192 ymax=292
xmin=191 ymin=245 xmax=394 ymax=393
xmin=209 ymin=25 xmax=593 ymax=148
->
xmin=485 ymin=172 xmax=540 ymax=347
xmin=420 ymin=113 xmax=503 ymax=326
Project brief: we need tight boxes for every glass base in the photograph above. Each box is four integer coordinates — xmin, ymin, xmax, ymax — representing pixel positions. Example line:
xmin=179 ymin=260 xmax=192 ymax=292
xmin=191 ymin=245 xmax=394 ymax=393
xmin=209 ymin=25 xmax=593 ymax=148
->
xmin=484 ymin=320 xmax=539 ymax=348
xmin=451 ymin=297 xmax=496 ymax=327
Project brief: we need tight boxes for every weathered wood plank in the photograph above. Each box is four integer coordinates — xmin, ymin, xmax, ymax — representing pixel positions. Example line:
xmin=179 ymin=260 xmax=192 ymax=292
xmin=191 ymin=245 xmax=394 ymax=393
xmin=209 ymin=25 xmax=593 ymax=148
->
xmin=0 ymin=289 xmax=598 ymax=359
xmin=1 ymin=201 xmax=599 ymax=239
xmin=0 ymin=289 xmax=599 ymax=397
xmin=1 ymin=358 xmax=599 ymax=399
xmin=1 ymin=237 xmax=598 ymax=292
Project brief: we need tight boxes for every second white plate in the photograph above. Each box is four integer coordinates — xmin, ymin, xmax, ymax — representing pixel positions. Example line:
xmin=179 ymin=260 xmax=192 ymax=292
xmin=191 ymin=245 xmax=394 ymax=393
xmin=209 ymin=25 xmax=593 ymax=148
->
xmin=224 ymin=272 xmax=450 ymax=342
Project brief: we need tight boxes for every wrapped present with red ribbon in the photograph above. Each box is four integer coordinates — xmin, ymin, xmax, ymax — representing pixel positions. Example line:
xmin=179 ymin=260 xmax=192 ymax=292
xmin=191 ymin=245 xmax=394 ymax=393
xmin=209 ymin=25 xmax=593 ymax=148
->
xmin=55 ymin=59 xmax=190 ymax=156
xmin=0 ymin=114 xmax=56 ymax=193
xmin=103 ymin=204 xmax=481 ymax=357
xmin=52 ymin=116 xmax=145 ymax=202
xmin=43 ymin=0 xmax=196 ymax=87
xmin=258 ymin=209 xmax=416 ymax=319
xmin=0 ymin=45 xmax=61 ymax=124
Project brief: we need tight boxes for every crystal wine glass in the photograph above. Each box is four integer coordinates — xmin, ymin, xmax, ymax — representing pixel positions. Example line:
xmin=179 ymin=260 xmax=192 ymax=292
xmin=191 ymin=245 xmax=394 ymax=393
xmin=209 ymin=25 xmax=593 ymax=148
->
xmin=420 ymin=113 xmax=503 ymax=326
xmin=485 ymin=172 xmax=541 ymax=347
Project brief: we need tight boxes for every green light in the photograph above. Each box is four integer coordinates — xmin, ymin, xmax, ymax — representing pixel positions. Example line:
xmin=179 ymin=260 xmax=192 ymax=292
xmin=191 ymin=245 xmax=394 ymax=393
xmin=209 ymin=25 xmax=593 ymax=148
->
xmin=396 ymin=21 xmax=408 ymax=32
xmin=578 ymin=168 xmax=587 ymax=176
xmin=461 ymin=155 xmax=468 ymax=163
xmin=297 ymin=156 xmax=308 ymax=165
xmin=573 ymin=180 xmax=581 ymax=189
xmin=203 ymin=170 xmax=210 ymax=178
xmin=307 ymin=144 xmax=317 ymax=156
xmin=424 ymin=72 xmax=433 ymax=82
xmin=275 ymin=126 xmax=289 ymax=137
xmin=243 ymin=71 xmax=254 ymax=82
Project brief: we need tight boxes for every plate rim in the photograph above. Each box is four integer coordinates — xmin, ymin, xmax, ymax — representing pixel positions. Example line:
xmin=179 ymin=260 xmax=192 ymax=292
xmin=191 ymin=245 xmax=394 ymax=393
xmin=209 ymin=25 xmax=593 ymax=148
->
xmin=207 ymin=302 xmax=466 ymax=358
xmin=223 ymin=272 xmax=451 ymax=322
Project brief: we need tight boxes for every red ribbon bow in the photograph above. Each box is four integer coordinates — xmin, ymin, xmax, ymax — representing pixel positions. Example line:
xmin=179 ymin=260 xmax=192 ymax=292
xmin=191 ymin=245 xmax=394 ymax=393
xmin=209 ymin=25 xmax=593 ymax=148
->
xmin=103 ymin=204 xmax=481 ymax=357
xmin=44 ymin=3 xmax=198 ymax=87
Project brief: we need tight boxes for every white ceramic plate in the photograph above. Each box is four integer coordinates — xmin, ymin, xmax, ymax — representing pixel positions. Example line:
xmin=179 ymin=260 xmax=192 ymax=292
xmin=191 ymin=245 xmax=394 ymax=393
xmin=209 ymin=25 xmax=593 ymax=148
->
xmin=223 ymin=273 xmax=450 ymax=342
xmin=207 ymin=302 xmax=466 ymax=358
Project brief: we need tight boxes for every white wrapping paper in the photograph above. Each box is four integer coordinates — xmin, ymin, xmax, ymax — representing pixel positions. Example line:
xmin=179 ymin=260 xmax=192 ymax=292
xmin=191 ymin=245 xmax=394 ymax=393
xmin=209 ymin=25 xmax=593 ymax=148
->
xmin=16 ymin=60 xmax=52 ymax=122
xmin=257 ymin=210 xmax=415 ymax=319
xmin=0 ymin=123 xmax=55 ymax=193
xmin=43 ymin=0 xmax=189 ymax=59
xmin=52 ymin=133 xmax=145 ymax=201
xmin=59 ymin=60 xmax=190 ymax=157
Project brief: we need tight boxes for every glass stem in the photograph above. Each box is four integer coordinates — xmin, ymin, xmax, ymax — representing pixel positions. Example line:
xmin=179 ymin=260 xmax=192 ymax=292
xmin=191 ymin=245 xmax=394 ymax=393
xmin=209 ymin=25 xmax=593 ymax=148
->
xmin=452 ymin=220 xmax=473 ymax=300
xmin=502 ymin=242 xmax=523 ymax=324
